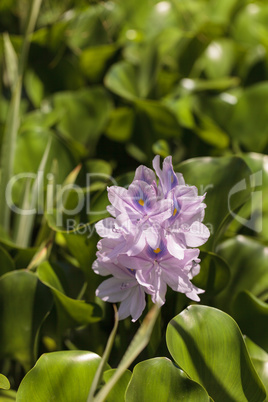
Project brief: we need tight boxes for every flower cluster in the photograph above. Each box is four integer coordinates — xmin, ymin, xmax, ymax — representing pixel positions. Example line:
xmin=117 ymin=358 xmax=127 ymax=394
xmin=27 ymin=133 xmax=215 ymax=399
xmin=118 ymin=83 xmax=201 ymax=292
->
xmin=92 ymin=156 xmax=210 ymax=321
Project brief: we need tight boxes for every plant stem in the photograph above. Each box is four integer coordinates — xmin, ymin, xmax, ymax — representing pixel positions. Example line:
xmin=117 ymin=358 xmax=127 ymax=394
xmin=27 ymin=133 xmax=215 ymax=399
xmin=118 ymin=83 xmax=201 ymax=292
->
xmin=0 ymin=0 xmax=43 ymax=233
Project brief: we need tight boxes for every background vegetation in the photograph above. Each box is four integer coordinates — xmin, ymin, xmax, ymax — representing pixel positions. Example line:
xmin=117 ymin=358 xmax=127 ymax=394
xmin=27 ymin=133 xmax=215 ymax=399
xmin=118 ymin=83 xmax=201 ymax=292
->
xmin=1 ymin=0 xmax=268 ymax=400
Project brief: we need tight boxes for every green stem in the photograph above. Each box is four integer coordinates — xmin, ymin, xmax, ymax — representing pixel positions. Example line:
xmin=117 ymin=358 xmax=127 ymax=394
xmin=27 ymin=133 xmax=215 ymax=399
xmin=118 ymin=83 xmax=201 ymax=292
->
xmin=93 ymin=304 xmax=160 ymax=402
xmin=0 ymin=0 xmax=43 ymax=233
xmin=87 ymin=306 xmax=119 ymax=401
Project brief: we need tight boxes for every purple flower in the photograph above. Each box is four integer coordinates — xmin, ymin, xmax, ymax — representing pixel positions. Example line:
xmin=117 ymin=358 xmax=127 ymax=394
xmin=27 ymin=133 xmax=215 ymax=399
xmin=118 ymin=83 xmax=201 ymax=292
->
xmin=93 ymin=155 xmax=210 ymax=321
xmin=93 ymin=259 xmax=147 ymax=321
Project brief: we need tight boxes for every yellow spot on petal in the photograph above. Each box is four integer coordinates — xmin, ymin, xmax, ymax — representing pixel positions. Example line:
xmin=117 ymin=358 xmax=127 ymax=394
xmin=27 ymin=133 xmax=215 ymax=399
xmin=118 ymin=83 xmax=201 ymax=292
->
xmin=173 ymin=208 xmax=177 ymax=216
xmin=154 ymin=247 xmax=161 ymax=254
xmin=139 ymin=199 xmax=144 ymax=206
xmin=171 ymin=175 xmax=174 ymax=183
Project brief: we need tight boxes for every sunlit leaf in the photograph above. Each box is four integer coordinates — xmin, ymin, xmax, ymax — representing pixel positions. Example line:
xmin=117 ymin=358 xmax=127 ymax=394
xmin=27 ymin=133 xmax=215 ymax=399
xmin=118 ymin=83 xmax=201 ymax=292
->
xmin=0 ymin=374 xmax=10 ymax=390
xmin=166 ymin=305 xmax=266 ymax=402
xmin=17 ymin=351 xmax=107 ymax=402
xmin=125 ymin=357 xmax=210 ymax=401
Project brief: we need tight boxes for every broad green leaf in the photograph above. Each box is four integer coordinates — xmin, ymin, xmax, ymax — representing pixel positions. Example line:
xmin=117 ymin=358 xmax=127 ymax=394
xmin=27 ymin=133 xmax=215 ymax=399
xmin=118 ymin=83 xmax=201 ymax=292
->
xmin=232 ymin=3 xmax=268 ymax=46
xmin=137 ymin=42 xmax=159 ymax=98
xmin=0 ymin=374 xmax=10 ymax=390
xmin=63 ymin=232 xmax=98 ymax=280
xmin=195 ymin=114 xmax=230 ymax=149
xmin=17 ymin=351 xmax=107 ymax=402
xmin=135 ymin=99 xmax=181 ymax=138
xmin=0 ymin=270 xmax=53 ymax=371
xmin=105 ymin=107 xmax=134 ymax=142
xmin=104 ymin=369 xmax=132 ymax=402
xmin=37 ymin=262 xmax=102 ymax=331
xmin=53 ymin=87 xmax=112 ymax=151
xmin=80 ymin=44 xmax=118 ymax=83
xmin=226 ymin=83 xmax=268 ymax=152
xmin=13 ymin=130 xmax=75 ymax=205
xmin=192 ymin=251 xmax=230 ymax=297
xmin=233 ymin=291 xmax=268 ymax=353
xmin=245 ymin=337 xmax=268 ymax=397
xmin=105 ymin=61 xmax=139 ymax=101
xmin=215 ymin=236 xmax=268 ymax=313
xmin=164 ymin=94 xmax=195 ymax=129
xmin=176 ymin=156 xmax=252 ymax=250
xmin=66 ymin=6 xmax=111 ymax=50
xmin=166 ymin=305 xmax=266 ymax=402
xmin=0 ymin=246 xmax=15 ymax=276
xmin=202 ymin=39 xmax=236 ymax=79
xmin=208 ymin=0 xmax=239 ymax=25
xmin=125 ymin=357 xmax=210 ymax=402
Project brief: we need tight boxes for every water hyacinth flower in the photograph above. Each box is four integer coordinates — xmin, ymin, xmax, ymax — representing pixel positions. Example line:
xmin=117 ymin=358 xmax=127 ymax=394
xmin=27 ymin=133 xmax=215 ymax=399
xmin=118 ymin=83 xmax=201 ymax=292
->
xmin=93 ymin=155 xmax=210 ymax=321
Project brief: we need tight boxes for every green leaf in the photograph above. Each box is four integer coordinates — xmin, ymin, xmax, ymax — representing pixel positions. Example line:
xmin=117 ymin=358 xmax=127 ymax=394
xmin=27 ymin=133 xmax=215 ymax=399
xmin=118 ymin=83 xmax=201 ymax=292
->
xmin=0 ymin=270 xmax=53 ymax=371
xmin=233 ymin=291 xmax=268 ymax=353
xmin=94 ymin=304 xmax=160 ymax=402
xmin=195 ymin=114 xmax=230 ymax=149
xmin=192 ymin=251 xmax=230 ymax=297
xmin=37 ymin=262 xmax=102 ymax=331
xmin=202 ymin=39 xmax=236 ymax=79
xmin=166 ymin=305 xmax=266 ymax=402
xmin=80 ymin=44 xmax=118 ymax=83
xmin=125 ymin=357 xmax=210 ymax=402
xmin=245 ymin=337 xmax=268 ymax=396
xmin=13 ymin=130 xmax=75 ymax=205
xmin=135 ymin=99 xmax=181 ymax=138
xmin=0 ymin=246 xmax=15 ymax=276
xmin=0 ymin=374 xmax=10 ymax=390
xmin=24 ymin=69 xmax=44 ymax=107
xmin=227 ymin=83 xmax=268 ymax=152
xmin=176 ymin=156 xmax=252 ymax=250
xmin=103 ymin=369 xmax=132 ymax=402
xmin=105 ymin=107 xmax=134 ymax=142
xmin=17 ymin=351 xmax=107 ymax=402
xmin=105 ymin=61 xmax=139 ymax=101
xmin=53 ymin=87 xmax=112 ymax=151
xmin=215 ymin=236 xmax=268 ymax=313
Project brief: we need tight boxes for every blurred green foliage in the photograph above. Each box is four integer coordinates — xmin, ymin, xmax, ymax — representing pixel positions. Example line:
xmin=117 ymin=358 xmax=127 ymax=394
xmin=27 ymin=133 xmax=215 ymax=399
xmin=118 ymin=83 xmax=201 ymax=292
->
xmin=1 ymin=0 xmax=268 ymax=400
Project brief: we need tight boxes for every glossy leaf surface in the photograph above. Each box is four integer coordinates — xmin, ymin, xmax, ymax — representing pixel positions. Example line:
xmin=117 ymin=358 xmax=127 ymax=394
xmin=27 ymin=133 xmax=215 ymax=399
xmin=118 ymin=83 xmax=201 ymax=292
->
xmin=125 ymin=357 xmax=210 ymax=401
xmin=166 ymin=305 xmax=266 ymax=402
xmin=17 ymin=351 xmax=106 ymax=402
